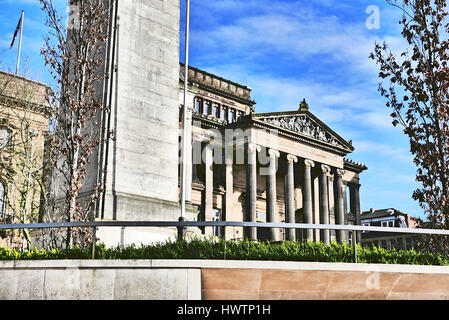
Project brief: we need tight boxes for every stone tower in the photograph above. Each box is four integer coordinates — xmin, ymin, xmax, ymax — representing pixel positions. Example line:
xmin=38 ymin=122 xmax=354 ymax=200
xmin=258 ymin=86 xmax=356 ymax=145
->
xmin=92 ymin=0 xmax=181 ymax=236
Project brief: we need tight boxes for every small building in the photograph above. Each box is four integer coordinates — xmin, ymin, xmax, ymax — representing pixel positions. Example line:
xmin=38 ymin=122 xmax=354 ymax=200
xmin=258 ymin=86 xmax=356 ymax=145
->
xmin=357 ymin=208 xmax=418 ymax=250
xmin=0 ymin=71 xmax=50 ymax=248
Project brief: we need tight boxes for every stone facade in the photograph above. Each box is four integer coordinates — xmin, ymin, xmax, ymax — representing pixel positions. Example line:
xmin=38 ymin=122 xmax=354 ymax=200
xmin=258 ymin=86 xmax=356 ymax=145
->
xmin=0 ymin=71 xmax=50 ymax=248
xmin=179 ymin=65 xmax=367 ymax=243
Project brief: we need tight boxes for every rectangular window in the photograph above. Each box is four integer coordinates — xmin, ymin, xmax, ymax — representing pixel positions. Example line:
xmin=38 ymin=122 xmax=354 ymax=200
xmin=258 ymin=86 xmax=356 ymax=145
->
xmin=205 ymin=101 xmax=211 ymax=115
xmin=230 ymin=108 xmax=236 ymax=122
xmin=381 ymin=220 xmax=394 ymax=228
xmin=0 ymin=128 xmax=10 ymax=150
xmin=221 ymin=107 xmax=228 ymax=121
xmin=213 ymin=105 xmax=220 ymax=118
xmin=195 ymin=99 xmax=203 ymax=114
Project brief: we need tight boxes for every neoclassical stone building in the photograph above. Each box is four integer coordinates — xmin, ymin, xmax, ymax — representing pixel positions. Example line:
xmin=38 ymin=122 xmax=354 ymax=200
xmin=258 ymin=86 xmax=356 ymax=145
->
xmin=179 ymin=64 xmax=367 ymax=244
xmin=81 ymin=0 xmax=367 ymax=245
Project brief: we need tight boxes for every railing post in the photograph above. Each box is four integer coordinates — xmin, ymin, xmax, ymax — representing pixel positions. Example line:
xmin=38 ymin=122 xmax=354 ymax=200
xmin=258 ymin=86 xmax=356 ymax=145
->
xmin=177 ymin=216 xmax=186 ymax=241
xmin=224 ymin=238 xmax=227 ymax=260
xmin=353 ymin=230 xmax=357 ymax=263
xmin=91 ymin=227 xmax=96 ymax=259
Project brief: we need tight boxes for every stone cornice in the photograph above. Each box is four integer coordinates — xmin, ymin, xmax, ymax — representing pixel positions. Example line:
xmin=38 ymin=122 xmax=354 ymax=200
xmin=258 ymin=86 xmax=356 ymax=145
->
xmin=191 ymin=111 xmax=226 ymax=130
xmin=344 ymin=158 xmax=368 ymax=173
xmin=180 ymin=63 xmax=255 ymax=106
xmin=0 ymin=95 xmax=52 ymax=117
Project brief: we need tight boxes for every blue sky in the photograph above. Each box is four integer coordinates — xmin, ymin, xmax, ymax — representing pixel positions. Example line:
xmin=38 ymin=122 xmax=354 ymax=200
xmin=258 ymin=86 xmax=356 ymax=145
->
xmin=0 ymin=0 xmax=425 ymax=219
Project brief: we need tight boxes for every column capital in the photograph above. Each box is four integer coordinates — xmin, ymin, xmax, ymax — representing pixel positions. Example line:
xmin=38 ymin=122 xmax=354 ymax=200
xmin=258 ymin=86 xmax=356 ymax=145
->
xmin=335 ymin=168 xmax=345 ymax=177
xmin=268 ymin=149 xmax=280 ymax=159
xmin=320 ymin=164 xmax=331 ymax=174
xmin=286 ymin=154 xmax=298 ymax=163
xmin=304 ymin=159 xmax=315 ymax=168
xmin=248 ymin=142 xmax=261 ymax=153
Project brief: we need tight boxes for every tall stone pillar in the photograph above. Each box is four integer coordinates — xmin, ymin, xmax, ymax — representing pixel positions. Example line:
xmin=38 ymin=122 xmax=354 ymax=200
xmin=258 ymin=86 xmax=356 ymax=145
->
xmin=303 ymin=159 xmax=315 ymax=241
xmin=285 ymin=154 xmax=298 ymax=241
xmin=246 ymin=143 xmax=260 ymax=240
xmin=334 ymin=169 xmax=345 ymax=244
xmin=266 ymin=149 xmax=280 ymax=241
xmin=204 ymin=145 xmax=214 ymax=235
xmin=349 ymin=182 xmax=361 ymax=243
xmin=99 ymin=0 xmax=181 ymax=221
xmin=319 ymin=165 xmax=331 ymax=245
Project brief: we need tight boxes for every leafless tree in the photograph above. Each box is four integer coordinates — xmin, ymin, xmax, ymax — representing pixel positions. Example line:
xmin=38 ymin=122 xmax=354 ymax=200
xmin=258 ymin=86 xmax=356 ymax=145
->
xmin=40 ymin=0 xmax=111 ymax=247
xmin=371 ymin=0 xmax=449 ymax=253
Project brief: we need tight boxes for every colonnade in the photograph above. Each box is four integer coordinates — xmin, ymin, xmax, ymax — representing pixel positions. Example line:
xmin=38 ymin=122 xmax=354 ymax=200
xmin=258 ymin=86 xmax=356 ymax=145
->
xmin=244 ymin=143 xmax=361 ymax=244
xmin=197 ymin=141 xmax=361 ymax=244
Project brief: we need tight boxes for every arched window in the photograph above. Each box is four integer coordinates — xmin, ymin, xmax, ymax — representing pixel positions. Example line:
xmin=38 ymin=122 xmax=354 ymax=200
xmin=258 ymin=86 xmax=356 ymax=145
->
xmin=0 ymin=182 xmax=6 ymax=218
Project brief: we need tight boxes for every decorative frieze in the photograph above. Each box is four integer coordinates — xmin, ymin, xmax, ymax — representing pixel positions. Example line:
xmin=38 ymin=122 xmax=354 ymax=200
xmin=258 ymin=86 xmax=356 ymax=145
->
xmin=262 ymin=115 xmax=343 ymax=147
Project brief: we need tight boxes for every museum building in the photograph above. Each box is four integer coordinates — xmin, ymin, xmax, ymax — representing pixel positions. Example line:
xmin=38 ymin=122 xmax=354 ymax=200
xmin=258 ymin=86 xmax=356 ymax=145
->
xmin=179 ymin=64 xmax=367 ymax=244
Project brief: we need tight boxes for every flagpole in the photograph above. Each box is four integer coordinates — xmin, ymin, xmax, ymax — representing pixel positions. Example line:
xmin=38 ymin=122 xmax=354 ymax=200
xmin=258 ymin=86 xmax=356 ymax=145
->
xmin=180 ymin=0 xmax=190 ymax=235
xmin=16 ymin=10 xmax=24 ymax=75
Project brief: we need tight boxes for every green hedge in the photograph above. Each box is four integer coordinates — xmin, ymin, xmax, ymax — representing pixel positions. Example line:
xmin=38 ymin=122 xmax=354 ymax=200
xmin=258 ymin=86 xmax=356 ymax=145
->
xmin=1 ymin=238 xmax=448 ymax=265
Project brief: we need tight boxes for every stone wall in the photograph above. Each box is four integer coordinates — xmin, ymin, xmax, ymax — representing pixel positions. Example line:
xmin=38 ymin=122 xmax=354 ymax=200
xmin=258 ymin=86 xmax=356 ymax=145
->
xmin=2 ymin=260 xmax=449 ymax=300
xmin=0 ymin=260 xmax=200 ymax=300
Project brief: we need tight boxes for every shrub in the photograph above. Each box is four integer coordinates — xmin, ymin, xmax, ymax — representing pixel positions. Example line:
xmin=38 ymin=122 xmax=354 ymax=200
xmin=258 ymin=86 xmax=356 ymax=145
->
xmin=0 ymin=237 xmax=448 ymax=265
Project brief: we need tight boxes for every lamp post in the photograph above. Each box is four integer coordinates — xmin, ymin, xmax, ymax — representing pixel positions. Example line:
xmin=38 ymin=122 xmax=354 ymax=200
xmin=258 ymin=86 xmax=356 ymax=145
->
xmin=179 ymin=0 xmax=191 ymax=240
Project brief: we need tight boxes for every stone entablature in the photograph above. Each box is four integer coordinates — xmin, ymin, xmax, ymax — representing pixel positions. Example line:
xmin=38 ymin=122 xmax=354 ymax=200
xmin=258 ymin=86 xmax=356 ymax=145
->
xmin=180 ymin=63 xmax=254 ymax=105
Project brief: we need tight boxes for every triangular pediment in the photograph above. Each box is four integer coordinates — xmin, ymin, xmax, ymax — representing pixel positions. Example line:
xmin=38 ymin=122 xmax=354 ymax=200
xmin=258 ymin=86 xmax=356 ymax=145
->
xmin=253 ymin=111 xmax=353 ymax=152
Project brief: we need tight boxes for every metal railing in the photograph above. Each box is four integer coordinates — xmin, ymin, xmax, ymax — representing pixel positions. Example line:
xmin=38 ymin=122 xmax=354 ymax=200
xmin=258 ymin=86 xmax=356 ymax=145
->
xmin=1 ymin=221 xmax=449 ymax=262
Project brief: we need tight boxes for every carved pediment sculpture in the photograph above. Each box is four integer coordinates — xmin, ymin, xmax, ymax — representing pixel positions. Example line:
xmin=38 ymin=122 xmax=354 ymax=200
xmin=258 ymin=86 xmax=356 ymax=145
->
xmin=262 ymin=115 xmax=343 ymax=147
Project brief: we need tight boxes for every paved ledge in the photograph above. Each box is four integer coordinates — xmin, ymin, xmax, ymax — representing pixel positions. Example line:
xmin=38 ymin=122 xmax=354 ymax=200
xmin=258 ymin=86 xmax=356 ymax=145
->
xmin=152 ymin=260 xmax=449 ymax=275
xmin=1 ymin=259 xmax=449 ymax=274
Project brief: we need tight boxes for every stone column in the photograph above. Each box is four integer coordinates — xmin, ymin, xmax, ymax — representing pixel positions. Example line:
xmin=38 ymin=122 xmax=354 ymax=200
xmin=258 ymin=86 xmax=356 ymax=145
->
xmin=204 ymin=145 xmax=214 ymax=235
xmin=334 ymin=169 xmax=345 ymax=244
xmin=266 ymin=149 xmax=280 ymax=241
xmin=349 ymin=182 xmax=361 ymax=243
xmin=319 ymin=165 xmax=331 ymax=245
xmin=285 ymin=154 xmax=298 ymax=241
xmin=246 ymin=142 xmax=260 ymax=240
xmin=303 ymin=159 xmax=315 ymax=241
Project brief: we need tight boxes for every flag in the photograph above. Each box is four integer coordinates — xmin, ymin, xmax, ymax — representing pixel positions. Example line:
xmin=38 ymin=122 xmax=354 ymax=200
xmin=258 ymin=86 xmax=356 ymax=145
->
xmin=9 ymin=16 xmax=22 ymax=49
